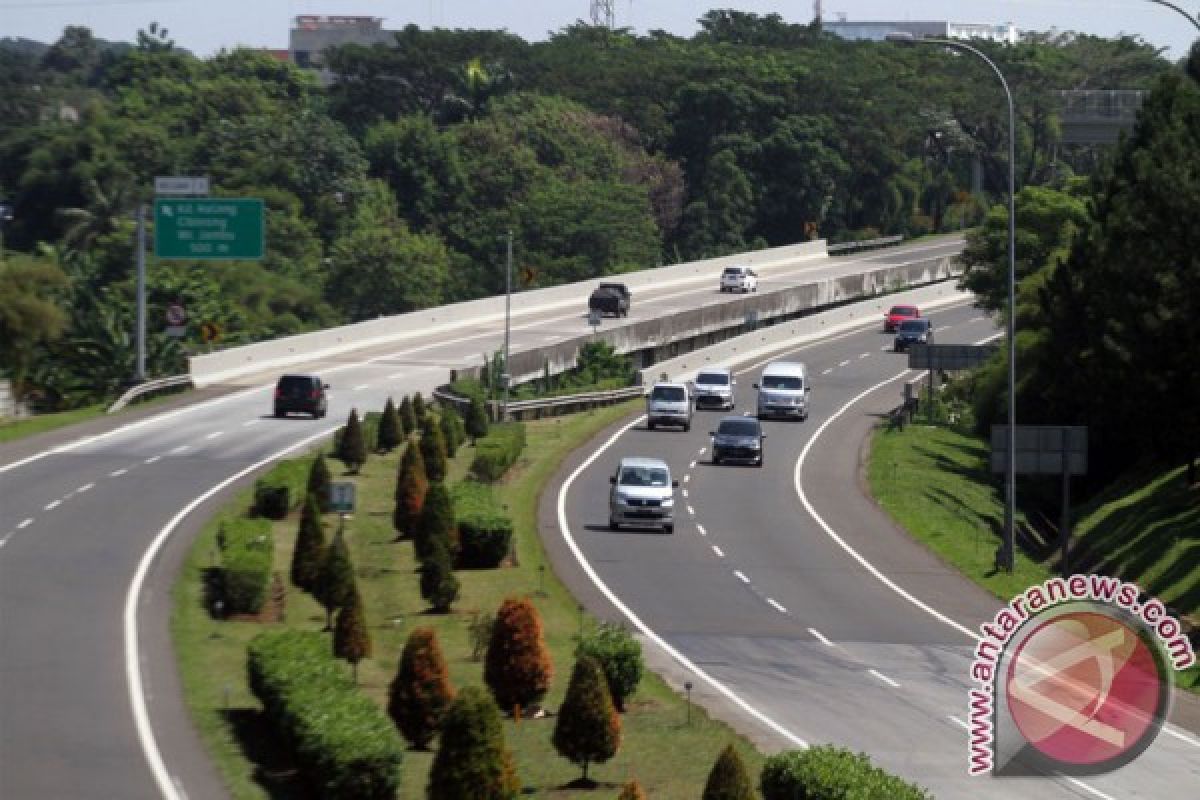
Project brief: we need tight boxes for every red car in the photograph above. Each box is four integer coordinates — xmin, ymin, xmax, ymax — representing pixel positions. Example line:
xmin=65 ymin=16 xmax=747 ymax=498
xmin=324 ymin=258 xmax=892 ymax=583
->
xmin=884 ymin=304 xmax=920 ymax=332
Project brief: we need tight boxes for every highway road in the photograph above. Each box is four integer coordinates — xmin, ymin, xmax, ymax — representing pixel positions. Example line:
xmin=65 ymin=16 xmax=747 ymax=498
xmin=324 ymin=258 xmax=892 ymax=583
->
xmin=0 ymin=239 xmax=962 ymax=799
xmin=551 ymin=302 xmax=1200 ymax=799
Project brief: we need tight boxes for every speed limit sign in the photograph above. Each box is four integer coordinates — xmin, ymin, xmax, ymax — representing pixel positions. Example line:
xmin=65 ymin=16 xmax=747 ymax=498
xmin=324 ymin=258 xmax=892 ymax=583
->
xmin=165 ymin=303 xmax=187 ymax=327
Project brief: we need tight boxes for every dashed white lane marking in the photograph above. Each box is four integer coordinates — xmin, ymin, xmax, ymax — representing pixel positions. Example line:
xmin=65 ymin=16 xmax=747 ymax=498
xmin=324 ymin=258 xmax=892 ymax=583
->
xmin=241 ymin=419 xmax=258 ymax=427
xmin=696 ymin=524 xmax=707 ymax=536
xmin=948 ymin=715 xmax=969 ymax=730
xmin=144 ymin=456 xmax=161 ymax=464
xmin=821 ymin=367 xmax=832 ymax=375
xmin=353 ymin=384 xmax=369 ymax=391
xmin=389 ymin=373 xmax=405 ymax=380
xmin=734 ymin=570 xmax=751 ymax=584
xmin=698 ymin=447 xmax=707 ymax=455
xmin=683 ymin=474 xmax=690 ymax=483
xmin=859 ymin=352 xmax=870 ymax=359
xmin=204 ymin=431 xmax=223 ymax=440
xmin=686 ymin=505 xmax=695 ymax=515
xmin=18 ymin=518 xmax=33 ymax=529
xmin=44 ymin=500 xmax=61 ymax=511
xmin=77 ymin=483 xmax=94 ymax=493
xmin=689 ymin=460 xmax=697 ymax=468
xmin=542 ymin=335 xmax=560 ymax=341
xmin=880 ymin=345 xmax=891 ymax=351
xmin=808 ymin=628 xmax=834 ymax=647
xmin=110 ymin=468 xmax=128 ymax=477
xmin=767 ymin=598 xmax=787 ymax=613
xmin=868 ymin=669 xmax=900 ymax=688
xmin=170 ymin=445 xmax=190 ymax=454
xmin=712 ymin=545 xmax=725 ymax=558
xmin=969 ymin=315 xmax=985 ymax=323
xmin=838 ymin=359 xmax=851 ymax=367
xmin=681 ymin=489 xmax=689 ymax=498
xmin=934 ymin=325 xmax=951 ymax=333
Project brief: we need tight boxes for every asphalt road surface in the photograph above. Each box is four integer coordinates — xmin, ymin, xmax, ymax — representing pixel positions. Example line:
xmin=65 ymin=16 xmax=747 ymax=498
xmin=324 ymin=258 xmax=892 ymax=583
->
xmin=551 ymin=302 xmax=1200 ymax=799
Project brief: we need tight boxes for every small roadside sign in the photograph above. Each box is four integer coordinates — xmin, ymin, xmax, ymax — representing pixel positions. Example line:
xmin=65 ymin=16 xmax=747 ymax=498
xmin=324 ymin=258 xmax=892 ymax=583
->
xmin=165 ymin=325 xmax=187 ymax=338
xmin=588 ymin=309 xmax=603 ymax=329
xmin=155 ymin=176 xmax=210 ymax=196
xmin=199 ymin=321 xmax=221 ymax=343
xmin=329 ymin=482 xmax=356 ymax=514
xmin=165 ymin=303 xmax=187 ymax=327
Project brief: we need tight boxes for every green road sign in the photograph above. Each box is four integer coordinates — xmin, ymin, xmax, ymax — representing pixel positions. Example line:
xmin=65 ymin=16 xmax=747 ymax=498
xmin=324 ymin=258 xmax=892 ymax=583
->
xmin=154 ymin=198 xmax=264 ymax=260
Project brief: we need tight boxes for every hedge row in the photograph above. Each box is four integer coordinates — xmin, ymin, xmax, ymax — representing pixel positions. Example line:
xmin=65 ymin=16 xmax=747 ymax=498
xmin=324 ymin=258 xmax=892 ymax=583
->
xmin=252 ymin=458 xmax=310 ymax=519
xmin=452 ymin=481 xmax=514 ymax=568
xmin=248 ymin=631 xmax=404 ymax=799
xmin=469 ymin=422 xmax=527 ymax=482
xmin=217 ymin=517 xmax=273 ymax=614
xmin=761 ymin=746 xmax=931 ymax=799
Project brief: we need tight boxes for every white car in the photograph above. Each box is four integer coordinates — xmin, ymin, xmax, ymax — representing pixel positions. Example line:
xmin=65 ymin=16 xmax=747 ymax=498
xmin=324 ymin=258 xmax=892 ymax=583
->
xmin=719 ymin=265 xmax=758 ymax=293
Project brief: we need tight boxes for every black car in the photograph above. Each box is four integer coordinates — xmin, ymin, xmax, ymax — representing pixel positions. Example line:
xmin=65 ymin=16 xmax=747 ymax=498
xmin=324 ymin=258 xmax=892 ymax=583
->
xmin=274 ymin=373 xmax=329 ymax=418
xmin=588 ymin=282 xmax=631 ymax=317
xmin=893 ymin=318 xmax=933 ymax=352
xmin=710 ymin=415 xmax=765 ymax=467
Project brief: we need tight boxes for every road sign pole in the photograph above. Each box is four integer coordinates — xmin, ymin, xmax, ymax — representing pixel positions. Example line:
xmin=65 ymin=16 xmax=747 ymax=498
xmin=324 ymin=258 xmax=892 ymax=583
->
xmin=502 ymin=231 xmax=513 ymax=421
xmin=135 ymin=204 xmax=146 ymax=382
xmin=1060 ymin=461 xmax=1071 ymax=577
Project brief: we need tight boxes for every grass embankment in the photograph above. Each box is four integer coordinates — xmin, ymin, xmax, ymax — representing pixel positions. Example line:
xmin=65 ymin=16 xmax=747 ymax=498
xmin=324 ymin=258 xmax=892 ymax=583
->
xmin=173 ymin=402 xmax=765 ymax=799
xmin=868 ymin=423 xmax=1199 ymax=693
xmin=0 ymin=403 xmax=108 ymax=443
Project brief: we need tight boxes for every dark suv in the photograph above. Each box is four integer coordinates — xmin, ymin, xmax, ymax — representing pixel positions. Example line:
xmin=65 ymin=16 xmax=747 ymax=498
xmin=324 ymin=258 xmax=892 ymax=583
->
xmin=710 ymin=415 xmax=765 ymax=467
xmin=893 ymin=318 xmax=933 ymax=352
xmin=589 ymin=282 xmax=631 ymax=317
xmin=273 ymin=373 xmax=329 ymax=418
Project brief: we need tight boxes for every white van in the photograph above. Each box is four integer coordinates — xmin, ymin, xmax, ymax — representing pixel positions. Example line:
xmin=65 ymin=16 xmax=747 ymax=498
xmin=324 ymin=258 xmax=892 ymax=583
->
xmin=754 ymin=361 xmax=810 ymax=420
xmin=646 ymin=381 xmax=693 ymax=431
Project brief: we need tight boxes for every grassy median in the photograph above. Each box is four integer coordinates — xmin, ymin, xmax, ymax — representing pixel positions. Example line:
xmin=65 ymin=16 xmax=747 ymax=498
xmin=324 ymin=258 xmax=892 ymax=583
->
xmin=172 ymin=401 xmax=766 ymax=799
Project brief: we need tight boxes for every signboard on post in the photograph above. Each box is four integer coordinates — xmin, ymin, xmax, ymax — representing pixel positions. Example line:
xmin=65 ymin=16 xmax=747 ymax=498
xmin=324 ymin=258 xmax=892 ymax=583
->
xmin=990 ymin=425 xmax=1088 ymax=476
xmin=154 ymin=175 xmax=210 ymax=196
xmin=329 ymin=482 xmax=356 ymax=515
xmin=154 ymin=198 xmax=265 ymax=260
xmin=908 ymin=344 xmax=997 ymax=371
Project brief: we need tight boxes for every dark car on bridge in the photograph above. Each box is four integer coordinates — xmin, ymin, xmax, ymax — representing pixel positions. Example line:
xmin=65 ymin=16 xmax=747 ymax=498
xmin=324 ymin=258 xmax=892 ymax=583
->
xmin=710 ymin=415 xmax=765 ymax=467
xmin=589 ymin=282 xmax=631 ymax=317
xmin=273 ymin=373 xmax=329 ymax=418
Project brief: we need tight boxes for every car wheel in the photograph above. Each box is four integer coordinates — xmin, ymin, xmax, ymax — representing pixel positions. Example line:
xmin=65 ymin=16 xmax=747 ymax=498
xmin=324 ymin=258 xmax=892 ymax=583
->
xmin=609 ymin=517 xmax=619 ymax=531
xmin=274 ymin=409 xmax=285 ymax=418
xmin=647 ymin=420 xmax=656 ymax=430
xmin=683 ymin=421 xmax=691 ymax=432
xmin=664 ymin=523 xmax=674 ymax=534
xmin=754 ymin=456 xmax=764 ymax=468
xmin=712 ymin=454 xmax=721 ymax=465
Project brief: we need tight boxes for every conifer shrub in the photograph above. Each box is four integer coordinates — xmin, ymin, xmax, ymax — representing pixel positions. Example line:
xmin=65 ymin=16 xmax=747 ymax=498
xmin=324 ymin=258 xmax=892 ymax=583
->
xmin=702 ymin=744 xmax=755 ymax=800
xmin=440 ymin=405 xmax=463 ymax=454
xmin=388 ymin=627 xmax=455 ymax=750
xmin=420 ymin=421 xmax=449 ymax=483
xmin=399 ymin=395 xmax=416 ymax=437
xmin=217 ymin=517 xmax=273 ymax=614
xmin=469 ymin=422 xmax=526 ymax=482
xmin=248 ymin=630 xmax=403 ymax=799
xmin=337 ymin=408 xmax=368 ymax=474
xmin=484 ymin=596 xmax=553 ymax=713
xmin=291 ymin=493 xmax=327 ymax=591
xmin=427 ymin=686 xmax=519 ymax=800
xmin=315 ymin=528 xmax=356 ymax=629
xmin=419 ymin=537 xmax=460 ymax=612
xmin=377 ymin=397 xmax=401 ymax=452
xmin=575 ymin=623 xmax=643 ymax=712
xmin=414 ymin=483 xmax=455 ymax=563
xmin=333 ymin=588 xmax=372 ymax=682
xmin=552 ymin=656 xmax=621 ymax=784
xmin=617 ymin=780 xmax=646 ymax=800
xmin=392 ymin=444 xmax=428 ymax=540
xmin=465 ymin=394 xmax=490 ymax=443
xmin=760 ymin=747 xmax=932 ymax=800
xmin=412 ymin=391 xmax=426 ymax=421
xmin=307 ymin=452 xmax=333 ymax=513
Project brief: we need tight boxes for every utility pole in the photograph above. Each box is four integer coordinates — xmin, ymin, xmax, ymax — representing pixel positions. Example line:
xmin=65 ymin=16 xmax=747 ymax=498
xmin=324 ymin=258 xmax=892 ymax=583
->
xmin=135 ymin=204 xmax=147 ymax=382
xmin=502 ymin=230 xmax=513 ymax=421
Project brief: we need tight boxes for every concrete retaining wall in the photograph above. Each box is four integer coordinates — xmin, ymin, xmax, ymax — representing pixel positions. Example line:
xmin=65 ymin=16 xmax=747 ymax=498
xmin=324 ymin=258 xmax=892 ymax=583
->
xmin=189 ymin=240 xmax=830 ymax=387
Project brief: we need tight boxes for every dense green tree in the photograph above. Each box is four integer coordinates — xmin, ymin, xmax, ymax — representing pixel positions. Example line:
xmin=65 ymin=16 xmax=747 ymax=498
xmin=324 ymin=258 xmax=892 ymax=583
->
xmin=465 ymin=396 xmax=489 ymax=444
xmin=389 ymin=627 xmax=455 ymax=750
xmin=419 ymin=420 xmax=449 ymax=483
xmin=306 ymin=452 xmax=333 ymax=513
xmin=439 ymin=406 xmax=462 ymax=454
xmin=393 ymin=443 xmax=429 ymax=540
xmin=552 ymin=656 xmax=621 ymax=785
xmin=414 ymin=483 xmax=455 ymax=563
xmin=0 ymin=255 xmax=70 ymax=400
xmin=290 ymin=493 xmax=326 ymax=591
xmin=484 ymin=596 xmax=553 ymax=714
xmin=400 ymin=394 xmax=417 ymax=436
xmin=378 ymin=396 xmax=402 ymax=452
xmin=702 ymin=744 xmax=755 ymax=800
xmin=426 ymin=686 xmax=520 ymax=800
xmin=315 ymin=527 xmax=356 ymax=630
xmin=575 ymin=623 xmax=643 ymax=712
xmin=332 ymin=587 xmax=371 ymax=682
xmin=364 ymin=115 xmax=466 ymax=231
xmin=413 ymin=391 xmax=427 ymax=421
xmin=337 ymin=408 xmax=368 ymax=474
xmin=419 ymin=537 xmax=460 ymax=613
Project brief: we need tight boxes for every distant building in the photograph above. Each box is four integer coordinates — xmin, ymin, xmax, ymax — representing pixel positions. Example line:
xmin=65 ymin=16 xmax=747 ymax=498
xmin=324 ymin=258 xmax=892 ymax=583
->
xmin=288 ymin=15 xmax=392 ymax=69
xmin=823 ymin=19 xmax=1019 ymax=45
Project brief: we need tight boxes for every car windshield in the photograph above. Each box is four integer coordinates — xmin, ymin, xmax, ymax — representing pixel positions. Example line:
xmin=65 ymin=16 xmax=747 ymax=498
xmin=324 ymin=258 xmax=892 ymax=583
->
xmin=717 ymin=419 xmax=759 ymax=436
xmin=696 ymin=372 xmax=730 ymax=386
xmin=651 ymin=386 xmax=686 ymax=402
xmin=889 ymin=306 xmax=916 ymax=316
xmin=899 ymin=320 xmax=927 ymax=332
xmin=619 ymin=467 xmax=670 ymax=487
xmin=761 ymin=375 xmax=803 ymax=390
xmin=722 ymin=268 xmax=744 ymax=276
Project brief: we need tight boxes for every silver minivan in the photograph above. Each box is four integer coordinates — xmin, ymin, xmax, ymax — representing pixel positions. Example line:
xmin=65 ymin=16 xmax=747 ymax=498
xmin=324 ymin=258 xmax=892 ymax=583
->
xmin=608 ymin=457 xmax=678 ymax=532
xmin=754 ymin=361 xmax=810 ymax=420
xmin=692 ymin=367 xmax=736 ymax=410
xmin=646 ymin=381 xmax=693 ymax=431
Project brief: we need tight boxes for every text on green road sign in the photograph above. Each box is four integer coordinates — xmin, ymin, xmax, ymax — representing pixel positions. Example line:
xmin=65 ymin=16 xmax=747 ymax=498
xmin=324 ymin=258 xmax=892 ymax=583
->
xmin=154 ymin=198 xmax=264 ymax=260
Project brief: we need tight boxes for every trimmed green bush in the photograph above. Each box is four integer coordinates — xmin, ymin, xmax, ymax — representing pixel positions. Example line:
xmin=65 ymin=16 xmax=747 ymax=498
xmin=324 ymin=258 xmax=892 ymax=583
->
xmin=576 ymin=623 xmax=643 ymax=712
xmin=217 ymin=517 xmax=273 ymax=614
xmin=760 ymin=746 xmax=932 ymax=800
xmin=251 ymin=457 xmax=308 ymax=518
xmin=248 ymin=631 xmax=403 ymax=799
xmin=452 ymin=481 xmax=513 ymax=568
xmin=469 ymin=422 xmax=526 ymax=482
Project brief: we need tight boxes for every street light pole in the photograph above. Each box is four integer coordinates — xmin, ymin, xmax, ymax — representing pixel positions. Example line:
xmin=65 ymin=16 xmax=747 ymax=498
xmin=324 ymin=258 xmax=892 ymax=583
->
xmin=1147 ymin=0 xmax=1200 ymax=32
xmin=502 ymin=230 xmax=513 ymax=421
xmin=888 ymin=32 xmax=1018 ymax=571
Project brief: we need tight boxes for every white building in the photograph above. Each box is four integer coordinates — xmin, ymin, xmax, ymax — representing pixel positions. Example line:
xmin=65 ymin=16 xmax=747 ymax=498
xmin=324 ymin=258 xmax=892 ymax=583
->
xmin=823 ymin=19 xmax=1019 ymax=45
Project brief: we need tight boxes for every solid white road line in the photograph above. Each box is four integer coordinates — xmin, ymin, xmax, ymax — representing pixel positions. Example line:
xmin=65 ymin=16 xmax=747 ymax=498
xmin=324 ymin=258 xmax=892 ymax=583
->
xmin=808 ymin=628 xmax=834 ymax=647
xmin=868 ymin=669 xmax=900 ymax=688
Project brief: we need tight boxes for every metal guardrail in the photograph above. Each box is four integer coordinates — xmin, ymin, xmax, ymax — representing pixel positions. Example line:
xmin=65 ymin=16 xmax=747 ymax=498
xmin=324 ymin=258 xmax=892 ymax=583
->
xmin=433 ymin=384 xmax=644 ymax=422
xmin=107 ymin=374 xmax=193 ymax=413
xmin=826 ymin=235 xmax=905 ymax=254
